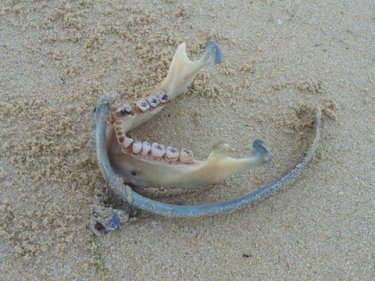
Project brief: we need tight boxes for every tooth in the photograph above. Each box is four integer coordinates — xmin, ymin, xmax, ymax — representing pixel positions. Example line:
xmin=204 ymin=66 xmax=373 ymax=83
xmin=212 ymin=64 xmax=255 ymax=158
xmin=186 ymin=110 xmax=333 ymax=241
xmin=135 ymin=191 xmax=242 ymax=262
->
xmin=132 ymin=141 xmax=142 ymax=154
xmin=165 ymin=146 xmax=179 ymax=161
xmin=151 ymin=143 xmax=166 ymax=160
xmin=123 ymin=136 xmax=134 ymax=148
xmin=116 ymin=103 xmax=132 ymax=116
xmin=158 ymin=92 xmax=169 ymax=104
xmin=147 ymin=96 xmax=160 ymax=108
xmin=141 ymin=141 xmax=151 ymax=156
xmin=136 ymin=100 xmax=150 ymax=112
xmin=179 ymin=148 xmax=194 ymax=164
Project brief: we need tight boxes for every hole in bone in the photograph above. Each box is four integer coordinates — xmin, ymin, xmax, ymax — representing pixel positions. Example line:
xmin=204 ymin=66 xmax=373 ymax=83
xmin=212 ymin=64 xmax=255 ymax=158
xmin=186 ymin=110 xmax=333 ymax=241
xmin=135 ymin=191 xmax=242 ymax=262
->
xmin=94 ymin=222 xmax=106 ymax=233
xmin=118 ymin=136 xmax=124 ymax=143
xmin=131 ymin=171 xmax=137 ymax=176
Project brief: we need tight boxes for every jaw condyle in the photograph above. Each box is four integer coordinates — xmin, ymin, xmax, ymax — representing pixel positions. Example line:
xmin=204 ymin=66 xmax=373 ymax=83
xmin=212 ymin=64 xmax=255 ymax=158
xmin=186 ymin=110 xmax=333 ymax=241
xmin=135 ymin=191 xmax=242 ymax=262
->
xmin=93 ymin=41 xmax=321 ymax=231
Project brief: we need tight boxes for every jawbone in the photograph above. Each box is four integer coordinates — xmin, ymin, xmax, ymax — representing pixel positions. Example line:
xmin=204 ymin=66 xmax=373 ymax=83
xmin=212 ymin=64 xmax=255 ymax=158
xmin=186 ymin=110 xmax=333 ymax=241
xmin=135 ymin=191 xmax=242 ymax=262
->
xmin=106 ymin=41 xmax=272 ymax=189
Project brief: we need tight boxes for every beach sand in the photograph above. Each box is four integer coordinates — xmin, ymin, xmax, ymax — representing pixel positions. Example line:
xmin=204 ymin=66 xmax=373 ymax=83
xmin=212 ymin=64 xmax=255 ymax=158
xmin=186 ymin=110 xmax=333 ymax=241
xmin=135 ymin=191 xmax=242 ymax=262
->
xmin=0 ymin=1 xmax=374 ymax=280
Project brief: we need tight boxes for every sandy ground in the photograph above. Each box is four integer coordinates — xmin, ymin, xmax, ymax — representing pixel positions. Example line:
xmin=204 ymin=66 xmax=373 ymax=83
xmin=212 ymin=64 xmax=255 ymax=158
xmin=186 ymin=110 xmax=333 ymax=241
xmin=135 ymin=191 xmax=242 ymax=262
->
xmin=0 ymin=0 xmax=374 ymax=280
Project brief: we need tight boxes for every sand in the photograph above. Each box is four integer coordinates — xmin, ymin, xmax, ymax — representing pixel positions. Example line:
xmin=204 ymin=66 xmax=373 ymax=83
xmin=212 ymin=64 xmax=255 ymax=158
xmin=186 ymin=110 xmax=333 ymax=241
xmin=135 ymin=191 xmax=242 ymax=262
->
xmin=0 ymin=0 xmax=374 ymax=280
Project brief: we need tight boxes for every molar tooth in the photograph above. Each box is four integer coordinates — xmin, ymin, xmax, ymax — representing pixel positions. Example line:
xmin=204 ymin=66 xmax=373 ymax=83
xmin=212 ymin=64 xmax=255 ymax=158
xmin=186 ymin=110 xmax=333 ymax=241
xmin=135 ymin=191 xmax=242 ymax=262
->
xmin=179 ymin=148 xmax=194 ymax=164
xmin=123 ymin=136 xmax=134 ymax=149
xmin=158 ymin=92 xmax=169 ymax=104
xmin=116 ymin=103 xmax=132 ymax=116
xmin=136 ymin=100 xmax=150 ymax=112
xmin=165 ymin=146 xmax=179 ymax=161
xmin=147 ymin=96 xmax=160 ymax=108
xmin=132 ymin=141 xmax=142 ymax=154
xmin=151 ymin=143 xmax=166 ymax=160
xmin=141 ymin=141 xmax=151 ymax=157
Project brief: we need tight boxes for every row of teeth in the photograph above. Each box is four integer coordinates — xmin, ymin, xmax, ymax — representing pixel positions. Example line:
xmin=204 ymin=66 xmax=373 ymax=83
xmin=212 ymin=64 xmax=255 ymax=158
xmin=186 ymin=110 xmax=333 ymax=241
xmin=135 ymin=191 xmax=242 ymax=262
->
xmin=116 ymin=92 xmax=169 ymax=116
xmin=115 ymin=128 xmax=194 ymax=164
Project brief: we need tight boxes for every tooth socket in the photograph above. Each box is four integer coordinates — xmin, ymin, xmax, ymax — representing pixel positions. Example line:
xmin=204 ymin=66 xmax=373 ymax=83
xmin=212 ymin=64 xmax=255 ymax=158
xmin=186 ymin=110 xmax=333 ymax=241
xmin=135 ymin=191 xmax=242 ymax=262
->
xmin=136 ymin=100 xmax=150 ymax=112
xmin=114 ymin=123 xmax=125 ymax=144
xmin=179 ymin=148 xmax=194 ymax=164
xmin=151 ymin=143 xmax=166 ymax=160
xmin=165 ymin=146 xmax=179 ymax=162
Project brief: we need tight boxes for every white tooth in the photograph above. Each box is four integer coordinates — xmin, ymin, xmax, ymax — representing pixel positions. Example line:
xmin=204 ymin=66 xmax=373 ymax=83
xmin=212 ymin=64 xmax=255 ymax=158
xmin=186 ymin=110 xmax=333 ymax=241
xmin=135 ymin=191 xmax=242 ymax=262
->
xmin=158 ymin=92 xmax=169 ymax=104
xmin=151 ymin=143 xmax=166 ymax=159
xmin=123 ymin=136 xmax=134 ymax=148
xmin=136 ymin=100 xmax=150 ymax=112
xmin=116 ymin=103 xmax=132 ymax=116
xmin=141 ymin=141 xmax=151 ymax=156
xmin=147 ymin=96 xmax=160 ymax=108
xmin=165 ymin=146 xmax=179 ymax=161
xmin=132 ymin=141 xmax=142 ymax=154
xmin=179 ymin=148 xmax=194 ymax=164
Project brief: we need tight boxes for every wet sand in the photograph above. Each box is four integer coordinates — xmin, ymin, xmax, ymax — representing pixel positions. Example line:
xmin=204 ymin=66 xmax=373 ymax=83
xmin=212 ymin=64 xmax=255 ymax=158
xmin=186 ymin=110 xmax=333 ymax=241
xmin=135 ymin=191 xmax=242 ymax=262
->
xmin=0 ymin=1 xmax=374 ymax=280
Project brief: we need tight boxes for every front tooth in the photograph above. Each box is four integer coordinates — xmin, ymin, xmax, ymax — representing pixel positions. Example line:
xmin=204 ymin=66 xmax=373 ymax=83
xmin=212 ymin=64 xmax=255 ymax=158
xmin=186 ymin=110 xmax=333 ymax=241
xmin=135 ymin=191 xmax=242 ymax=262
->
xmin=141 ymin=141 xmax=151 ymax=156
xmin=132 ymin=141 xmax=142 ymax=154
xmin=116 ymin=103 xmax=132 ymax=116
xmin=123 ymin=136 xmax=134 ymax=148
xmin=165 ymin=146 xmax=179 ymax=161
xmin=179 ymin=148 xmax=194 ymax=164
xmin=147 ymin=96 xmax=160 ymax=108
xmin=136 ymin=100 xmax=150 ymax=112
xmin=151 ymin=143 xmax=166 ymax=160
